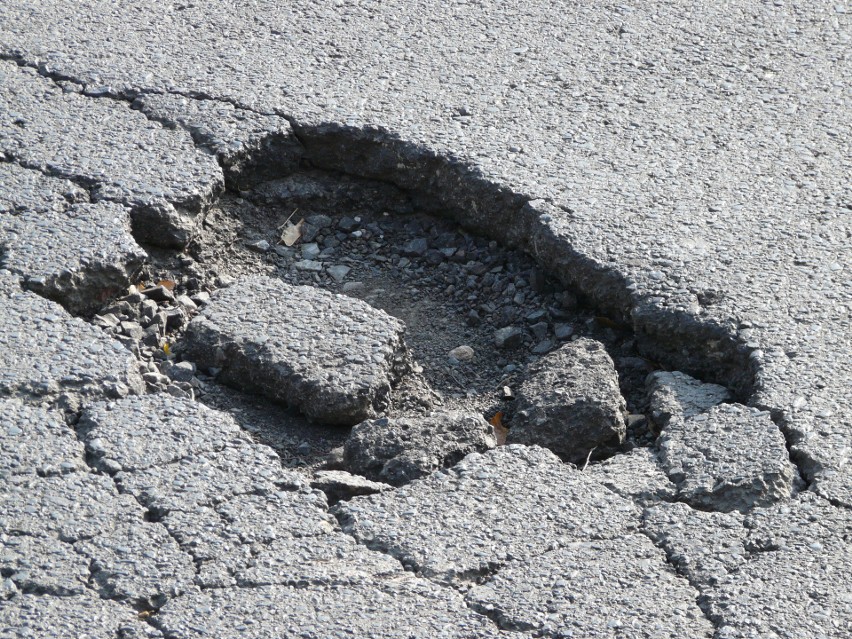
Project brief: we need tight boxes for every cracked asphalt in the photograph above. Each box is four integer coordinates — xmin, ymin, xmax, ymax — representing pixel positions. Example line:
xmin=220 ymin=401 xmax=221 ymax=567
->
xmin=0 ymin=1 xmax=850 ymax=637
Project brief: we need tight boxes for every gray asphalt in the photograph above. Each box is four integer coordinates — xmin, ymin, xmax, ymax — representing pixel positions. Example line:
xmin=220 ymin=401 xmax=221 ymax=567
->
xmin=0 ymin=1 xmax=849 ymax=637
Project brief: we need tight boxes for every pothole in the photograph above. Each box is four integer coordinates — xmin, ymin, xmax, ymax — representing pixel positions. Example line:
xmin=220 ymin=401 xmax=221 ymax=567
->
xmin=94 ymin=166 xmax=672 ymax=472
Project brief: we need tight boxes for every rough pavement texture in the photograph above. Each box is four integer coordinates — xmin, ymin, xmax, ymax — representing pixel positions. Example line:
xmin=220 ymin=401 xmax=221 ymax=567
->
xmin=466 ymin=536 xmax=714 ymax=638
xmin=1 ymin=1 xmax=851 ymax=636
xmin=647 ymin=370 xmax=732 ymax=429
xmin=658 ymin=403 xmax=796 ymax=512
xmin=185 ymin=275 xmax=411 ymax=425
xmin=1 ymin=592 xmax=163 ymax=638
xmin=335 ymin=445 xmax=639 ymax=585
xmin=0 ymin=280 xmax=144 ymax=410
xmin=585 ymin=447 xmax=676 ymax=506
xmin=0 ymin=60 xmax=223 ymax=247
xmin=0 ymin=400 xmax=86 ymax=478
xmin=344 ymin=410 xmax=496 ymax=486
xmin=0 ymin=0 xmax=849 ymax=498
xmin=154 ymin=577 xmax=504 ymax=639
xmin=0 ymin=162 xmax=146 ymax=313
xmin=506 ymin=338 xmax=627 ymax=464
xmin=78 ymin=394 xmax=252 ymax=474
xmin=643 ymin=493 xmax=852 ymax=638
xmin=133 ymin=93 xmax=303 ymax=189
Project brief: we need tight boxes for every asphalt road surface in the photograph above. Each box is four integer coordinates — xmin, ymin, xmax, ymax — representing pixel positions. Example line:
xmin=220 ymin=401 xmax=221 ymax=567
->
xmin=1 ymin=2 xmax=849 ymax=637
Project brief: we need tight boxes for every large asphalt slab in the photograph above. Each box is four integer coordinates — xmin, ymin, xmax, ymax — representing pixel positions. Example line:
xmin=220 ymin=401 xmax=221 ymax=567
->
xmin=0 ymin=1 xmax=849 ymax=637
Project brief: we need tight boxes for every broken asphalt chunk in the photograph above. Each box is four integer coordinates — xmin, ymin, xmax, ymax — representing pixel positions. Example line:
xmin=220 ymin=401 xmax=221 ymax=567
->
xmin=344 ymin=410 xmax=496 ymax=486
xmin=184 ymin=275 xmax=411 ymax=425
xmin=658 ymin=403 xmax=796 ymax=512
xmin=507 ymin=337 xmax=627 ymax=464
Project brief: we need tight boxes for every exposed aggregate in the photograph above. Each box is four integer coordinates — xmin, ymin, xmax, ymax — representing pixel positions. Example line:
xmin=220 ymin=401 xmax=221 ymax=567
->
xmin=0 ymin=1 xmax=849 ymax=637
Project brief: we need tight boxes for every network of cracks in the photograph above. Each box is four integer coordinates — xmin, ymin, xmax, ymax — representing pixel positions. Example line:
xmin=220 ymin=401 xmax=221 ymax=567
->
xmin=5 ymin=122 xmax=820 ymax=638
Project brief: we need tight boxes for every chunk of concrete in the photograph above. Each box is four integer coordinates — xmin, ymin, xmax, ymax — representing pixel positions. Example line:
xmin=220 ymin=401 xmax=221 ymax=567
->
xmin=507 ymin=338 xmax=626 ymax=464
xmin=466 ymin=536 xmax=714 ymax=638
xmin=344 ymin=411 xmax=496 ymax=486
xmin=310 ymin=470 xmax=394 ymax=502
xmin=0 ymin=163 xmax=146 ymax=314
xmin=184 ymin=275 xmax=411 ymax=425
xmin=647 ymin=370 xmax=732 ymax=429
xmin=658 ymin=403 xmax=796 ymax=512
xmin=334 ymin=445 xmax=638 ymax=585
xmin=0 ymin=287 xmax=144 ymax=410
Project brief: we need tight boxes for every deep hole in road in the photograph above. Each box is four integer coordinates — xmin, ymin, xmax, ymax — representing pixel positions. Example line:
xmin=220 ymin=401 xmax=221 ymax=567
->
xmin=121 ymin=164 xmax=731 ymax=473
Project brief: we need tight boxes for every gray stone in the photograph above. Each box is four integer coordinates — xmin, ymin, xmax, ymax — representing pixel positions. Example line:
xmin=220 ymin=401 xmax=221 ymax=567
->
xmin=507 ymin=338 xmax=627 ymax=465
xmin=0 ymin=287 xmax=144 ymax=410
xmin=246 ymin=239 xmax=270 ymax=252
xmin=344 ymin=411 xmax=496 ymax=486
xmin=658 ymin=403 xmax=795 ymax=512
xmin=299 ymin=242 xmax=321 ymax=260
xmin=530 ymin=338 xmax=554 ymax=354
xmin=448 ymin=344 xmax=474 ymax=361
xmin=0 ymin=400 xmax=86 ymax=478
xmin=466 ymin=536 xmax=714 ymax=638
xmin=0 ymin=61 xmax=223 ymax=247
xmin=78 ymin=394 xmax=251 ymax=474
xmin=0 ymin=163 xmax=146 ymax=314
xmin=553 ymin=322 xmax=574 ymax=340
xmin=155 ymin=577 xmax=501 ymax=639
xmin=326 ymin=264 xmax=351 ymax=283
xmin=310 ymin=470 xmax=394 ymax=502
xmin=175 ymin=294 xmax=198 ymax=311
xmin=337 ymin=216 xmax=359 ymax=232
xmin=184 ymin=275 xmax=411 ymax=424
xmin=647 ymin=370 xmax=732 ymax=429
xmin=335 ymin=445 xmax=638 ymax=584
xmin=0 ymin=592 xmax=162 ymax=639
xmin=493 ymin=325 xmax=524 ymax=348
xmin=293 ymin=259 xmax=323 ymax=271
xmin=161 ymin=360 xmax=196 ymax=383
xmin=400 ymin=237 xmax=428 ymax=257
xmin=141 ymin=285 xmax=175 ymax=303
